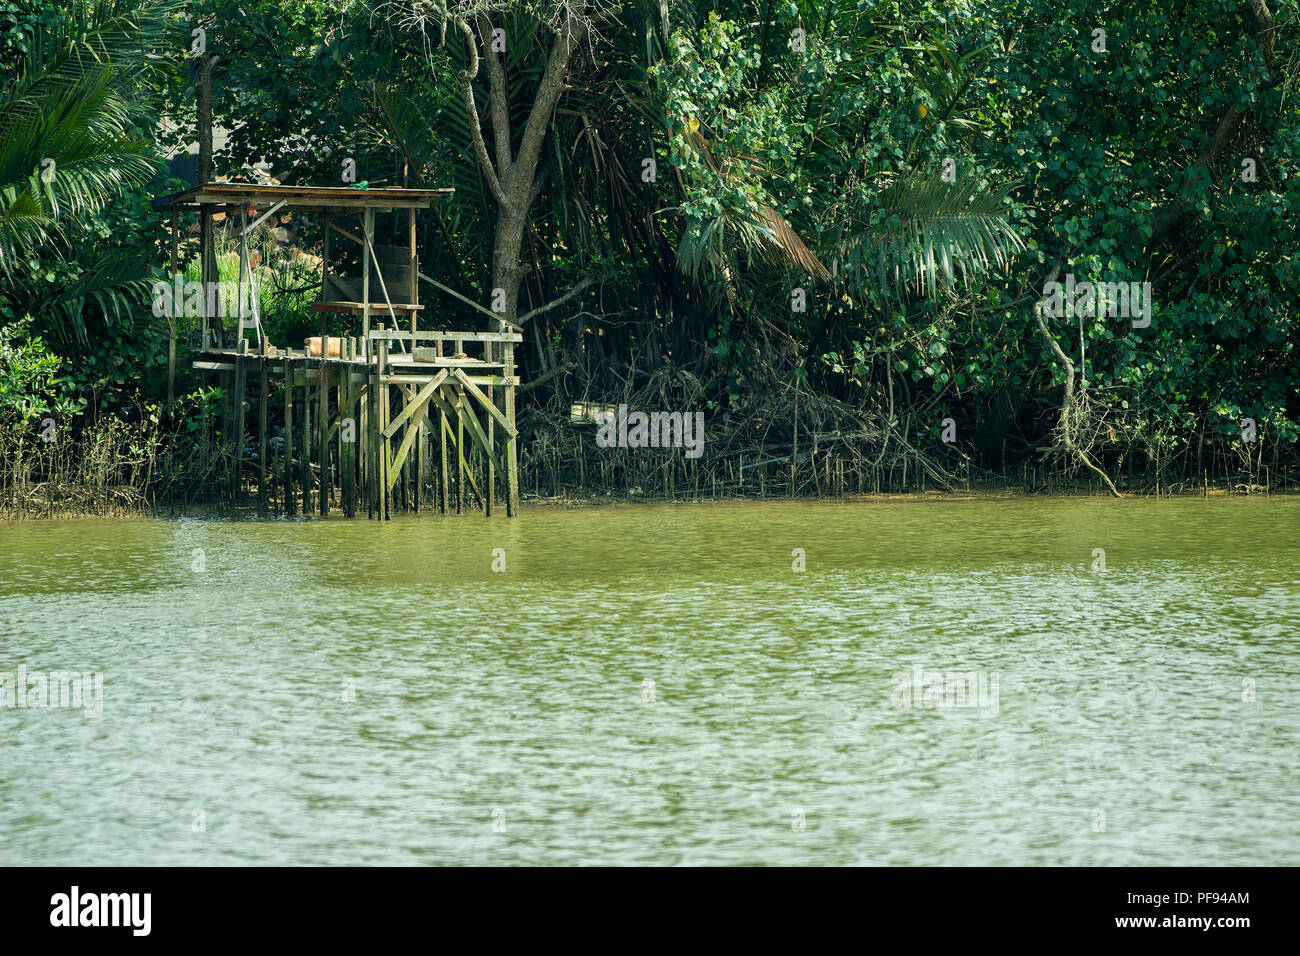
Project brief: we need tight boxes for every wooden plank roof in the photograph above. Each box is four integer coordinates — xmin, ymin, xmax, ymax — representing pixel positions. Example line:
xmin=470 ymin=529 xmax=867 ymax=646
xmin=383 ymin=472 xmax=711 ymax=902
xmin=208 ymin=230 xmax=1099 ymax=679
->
xmin=152 ymin=182 xmax=454 ymax=211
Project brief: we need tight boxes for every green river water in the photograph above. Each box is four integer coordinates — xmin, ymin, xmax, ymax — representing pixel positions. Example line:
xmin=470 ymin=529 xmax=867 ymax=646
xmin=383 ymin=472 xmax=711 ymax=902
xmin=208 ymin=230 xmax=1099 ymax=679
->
xmin=1 ymin=497 xmax=1297 ymax=865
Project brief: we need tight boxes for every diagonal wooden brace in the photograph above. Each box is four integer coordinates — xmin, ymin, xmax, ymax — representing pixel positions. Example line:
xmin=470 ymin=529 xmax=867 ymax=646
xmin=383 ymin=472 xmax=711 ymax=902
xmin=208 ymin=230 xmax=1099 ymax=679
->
xmin=382 ymin=370 xmax=448 ymax=439
xmin=451 ymin=368 xmax=517 ymax=438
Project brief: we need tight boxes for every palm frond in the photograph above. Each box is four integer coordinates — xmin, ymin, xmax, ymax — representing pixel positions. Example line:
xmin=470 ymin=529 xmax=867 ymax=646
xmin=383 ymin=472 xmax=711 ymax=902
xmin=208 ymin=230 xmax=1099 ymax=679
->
xmin=0 ymin=1 xmax=172 ymax=272
xmin=42 ymin=252 xmax=160 ymax=344
xmin=674 ymin=124 xmax=829 ymax=285
xmin=837 ymin=173 xmax=1025 ymax=300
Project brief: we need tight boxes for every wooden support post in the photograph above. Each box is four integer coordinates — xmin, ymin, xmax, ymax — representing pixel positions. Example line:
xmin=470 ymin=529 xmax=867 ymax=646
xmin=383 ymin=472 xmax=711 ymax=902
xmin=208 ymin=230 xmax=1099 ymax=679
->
xmin=319 ymin=325 xmax=330 ymax=517
xmin=238 ymin=206 xmax=248 ymax=344
xmin=169 ymin=209 xmax=179 ymax=275
xmin=408 ymin=207 xmax=418 ymax=335
xmin=283 ymin=361 xmax=294 ymax=516
xmin=406 ymin=387 xmax=417 ymax=511
xmin=505 ymin=342 xmax=519 ymax=516
xmin=220 ymin=370 xmax=232 ymax=493
xmin=407 ymin=202 xmax=420 ymax=513
xmin=415 ymin=418 xmax=425 ymax=513
xmin=361 ymin=209 xmax=373 ymax=360
xmin=342 ymin=341 xmax=356 ymax=517
xmin=506 ymin=348 xmax=517 ymax=520
xmin=354 ymin=337 xmax=365 ymax=513
xmin=485 ymin=341 xmax=494 ymax=517
xmin=398 ymin=384 xmax=409 ymax=511
xmin=403 ymin=385 xmax=415 ymax=511
xmin=200 ymin=214 xmax=213 ymax=346
xmin=258 ymin=344 xmax=268 ymax=514
xmin=368 ymin=348 xmax=379 ymax=519
xmin=232 ymin=344 xmax=248 ymax=501
xmin=301 ymin=370 xmax=312 ymax=515
xmin=165 ymin=205 xmax=178 ymax=411
xmin=380 ymin=337 xmax=392 ymax=520
xmin=338 ymin=364 xmax=345 ymax=515
xmin=412 ymin=392 xmax=423 ymax=514
xmin=456 ymin=385 xmax=465 ymax=515
xmin=439 ymin=398 xmax=450 ymax=514
xmin=322 ymin=214 xmax=331 ymax=300
xmin=167 ymin=209 xmax=178 ymax=410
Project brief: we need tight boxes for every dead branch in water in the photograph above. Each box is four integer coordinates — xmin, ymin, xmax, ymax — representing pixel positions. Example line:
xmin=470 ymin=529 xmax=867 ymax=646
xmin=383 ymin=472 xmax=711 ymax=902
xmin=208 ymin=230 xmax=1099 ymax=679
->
xmin=1032 ymin=263 xmax=1122 ymax=498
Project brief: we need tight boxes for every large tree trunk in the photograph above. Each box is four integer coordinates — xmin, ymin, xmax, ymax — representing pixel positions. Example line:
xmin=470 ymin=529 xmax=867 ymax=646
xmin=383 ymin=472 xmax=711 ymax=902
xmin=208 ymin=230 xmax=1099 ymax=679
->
xmin=456 ymin=8 xmax=589 ymax=330
xmin=490 ymin=206 xmax=525 ymax=330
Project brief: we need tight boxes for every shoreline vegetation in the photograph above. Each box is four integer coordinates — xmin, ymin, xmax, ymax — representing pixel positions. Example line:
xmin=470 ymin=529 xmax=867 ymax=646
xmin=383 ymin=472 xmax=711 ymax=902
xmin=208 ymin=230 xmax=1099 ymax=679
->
xmin=3 ymin=2 xmax=1298 ymax=522
xmin=3 ymin=351 xmax=1296 ymax=519
xmin=3 ymin=425 xmax=1292 ymax=522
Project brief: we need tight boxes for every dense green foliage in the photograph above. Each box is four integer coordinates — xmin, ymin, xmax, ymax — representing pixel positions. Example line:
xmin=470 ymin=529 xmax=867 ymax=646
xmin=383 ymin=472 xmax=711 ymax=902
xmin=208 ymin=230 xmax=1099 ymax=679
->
xmin=2 ymin=0 xmax=1298 ymax=503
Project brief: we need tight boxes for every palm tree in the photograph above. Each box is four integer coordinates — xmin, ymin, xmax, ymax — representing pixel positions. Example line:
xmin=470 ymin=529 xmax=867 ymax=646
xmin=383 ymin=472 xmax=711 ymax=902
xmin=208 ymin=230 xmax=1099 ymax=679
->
xmin=656 ymin=1 xmax=1023 ymax=308
xmin=0 ymin=0 xmax=179 ymax=341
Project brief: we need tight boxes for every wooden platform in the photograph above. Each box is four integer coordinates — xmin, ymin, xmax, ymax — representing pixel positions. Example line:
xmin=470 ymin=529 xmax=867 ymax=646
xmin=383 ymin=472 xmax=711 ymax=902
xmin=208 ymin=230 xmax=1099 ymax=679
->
xmin=198 ymin=329 xmax=521 ymax=519
xmin=153 ymin=180 xmax=520 ymax=518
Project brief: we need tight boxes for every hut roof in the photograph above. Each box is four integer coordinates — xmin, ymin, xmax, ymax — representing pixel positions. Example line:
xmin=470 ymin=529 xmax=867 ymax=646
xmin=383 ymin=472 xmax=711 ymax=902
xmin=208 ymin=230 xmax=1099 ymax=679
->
xmin=152 ymin=182 xmax=453 ymax=212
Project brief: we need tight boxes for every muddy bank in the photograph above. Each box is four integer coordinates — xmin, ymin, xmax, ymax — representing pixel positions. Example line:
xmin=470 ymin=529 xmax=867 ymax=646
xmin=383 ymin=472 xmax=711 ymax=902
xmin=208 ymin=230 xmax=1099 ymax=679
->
xmin=7 ymin=477 xmax=1293 ymax=521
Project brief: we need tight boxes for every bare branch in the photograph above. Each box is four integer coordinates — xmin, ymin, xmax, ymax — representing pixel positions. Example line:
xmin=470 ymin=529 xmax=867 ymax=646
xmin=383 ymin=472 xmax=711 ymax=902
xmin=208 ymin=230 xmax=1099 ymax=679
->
xmin=519 ymin=359 xmax=577 ymax=393
xmin=513 ymin=10 xmax=587 ymax=207
xmin=453 ymin=15 xmax=509 ymax=207
xmin=476 ymin=15 xmax=514 ymax=178
xmin=1032 ymin=263 xmax=1122 ymax=497
xmin=516 ymin=275 xmax=597 ymax=324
